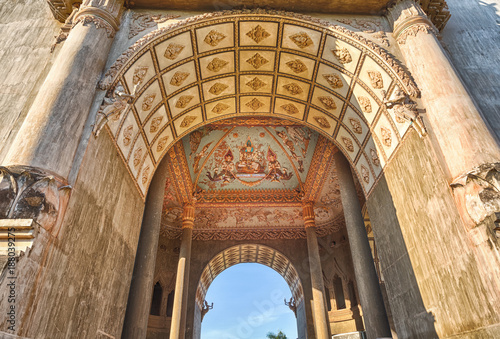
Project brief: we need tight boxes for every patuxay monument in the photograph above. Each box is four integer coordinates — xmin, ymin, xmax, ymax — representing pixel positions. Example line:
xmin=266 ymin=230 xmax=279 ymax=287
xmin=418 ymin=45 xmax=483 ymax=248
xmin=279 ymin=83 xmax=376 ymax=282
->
xmin=0 ymin=0 xmax=499 ymax=338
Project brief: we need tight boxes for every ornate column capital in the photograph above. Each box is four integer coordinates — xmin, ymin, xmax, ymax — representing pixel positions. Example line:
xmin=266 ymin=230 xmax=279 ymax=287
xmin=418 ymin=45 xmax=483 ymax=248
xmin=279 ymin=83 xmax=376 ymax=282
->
xmin=386 ymin=0 xmax=437 ymax=45
xmin=302 ymin=201 xmax=316 ymax=228
xmin=73 ymin=0 xmax=124 ymax=38
xmin=182 ymin=202 xmax=196 ymax=229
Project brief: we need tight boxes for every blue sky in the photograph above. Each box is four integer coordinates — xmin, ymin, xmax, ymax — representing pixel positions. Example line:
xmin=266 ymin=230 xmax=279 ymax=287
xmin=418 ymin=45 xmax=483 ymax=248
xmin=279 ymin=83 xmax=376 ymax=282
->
xmin=201 ymin=263 xmax=298 ymax=339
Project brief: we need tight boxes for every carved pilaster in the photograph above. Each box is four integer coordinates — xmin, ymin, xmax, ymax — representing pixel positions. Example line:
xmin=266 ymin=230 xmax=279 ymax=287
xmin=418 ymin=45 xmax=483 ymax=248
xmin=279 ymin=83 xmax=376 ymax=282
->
xmin=73 ymin=0 xmax=124 ymax=38
xmin=303 ymin=201 xmax=315 ymax=228
xmin=0 ymin=166 xmax=71 ymax=235
xmin=386 ymin=0 xmax=437 ymax=45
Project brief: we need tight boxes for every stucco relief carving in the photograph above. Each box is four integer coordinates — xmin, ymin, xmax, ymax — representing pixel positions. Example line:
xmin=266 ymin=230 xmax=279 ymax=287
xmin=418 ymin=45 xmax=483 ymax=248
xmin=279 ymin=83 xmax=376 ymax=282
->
xmin=318 ymin=96 xmax=337 ymax=110
xmin=286 ymin=59 xmax=308 ymax=73
xmin=93 ymin=82 xmax=135 ymax=136
xmin=396 ymin=23 xmax=437 ymax=45
xmin=246 ymin=53 xmax=269 ymax=69
xmin=204 ymin=30 xmax=226 ymax=46
xmin=73 ymin=14 xmax=115 ymax=38
xmin=451 ymin=163 xmax=500 ymax=226
xmin=246 ymin=98 xmax=265 ymax=111
xmin=246 ymin=77 xmax=266 ymax=91
xmin=129 ymin=13 xmax=180 ymax=38
xmin=246 ymin=25 xmax=271 ymax=43
xmin=323 ymin=74 xmax=343 ymax=89
xmin=382 ymin=88 xmax=427 ymax=137
xmin=0 ymin=166 xmax=71 ymax=235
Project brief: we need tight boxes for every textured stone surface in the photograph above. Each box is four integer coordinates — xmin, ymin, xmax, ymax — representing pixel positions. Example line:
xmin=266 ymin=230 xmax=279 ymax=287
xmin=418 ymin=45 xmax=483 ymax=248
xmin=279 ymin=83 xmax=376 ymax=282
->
xmin=0 ymin=0 xmax=61 ymax=163
xmin=442 ymin=0 xmax=500 ymax=143
xmin=0 ymin=134 xmax=144 ymax=338
xmin=367 ymin=130 xmax=500 ymax=339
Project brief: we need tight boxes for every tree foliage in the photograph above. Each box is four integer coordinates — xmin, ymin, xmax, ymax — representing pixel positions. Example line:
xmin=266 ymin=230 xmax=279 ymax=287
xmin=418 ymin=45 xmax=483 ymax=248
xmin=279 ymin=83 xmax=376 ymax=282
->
xmin=266 ymin=331 xmax=287 ymax=339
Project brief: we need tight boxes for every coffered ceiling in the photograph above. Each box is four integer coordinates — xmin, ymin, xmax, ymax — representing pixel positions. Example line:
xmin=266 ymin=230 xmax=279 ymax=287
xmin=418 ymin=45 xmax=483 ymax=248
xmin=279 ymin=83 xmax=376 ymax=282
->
xmin=100 ymin=10 xmax=421 ymax=200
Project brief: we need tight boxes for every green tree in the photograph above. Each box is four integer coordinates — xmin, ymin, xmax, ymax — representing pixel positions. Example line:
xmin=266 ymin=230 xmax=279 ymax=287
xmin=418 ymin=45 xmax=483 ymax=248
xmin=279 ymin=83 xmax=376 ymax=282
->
xmin=266 ymin=331 xmax=287 ymax=339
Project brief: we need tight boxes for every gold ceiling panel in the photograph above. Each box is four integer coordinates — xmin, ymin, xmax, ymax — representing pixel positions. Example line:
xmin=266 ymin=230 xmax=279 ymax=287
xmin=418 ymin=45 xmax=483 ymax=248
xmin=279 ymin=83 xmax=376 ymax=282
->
xmin=100 ymin=11 xmax=421 ymax=198
xmin=196 ymin=244 xmax=304 ymax=309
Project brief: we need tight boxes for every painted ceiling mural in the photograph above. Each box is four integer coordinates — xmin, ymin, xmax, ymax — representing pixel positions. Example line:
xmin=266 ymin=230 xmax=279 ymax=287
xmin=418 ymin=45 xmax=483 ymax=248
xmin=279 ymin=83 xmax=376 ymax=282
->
xmin=98 ymin=10 xmax=422 ymax=200
xmin=159 ymin=119 xmax=360 ymax=240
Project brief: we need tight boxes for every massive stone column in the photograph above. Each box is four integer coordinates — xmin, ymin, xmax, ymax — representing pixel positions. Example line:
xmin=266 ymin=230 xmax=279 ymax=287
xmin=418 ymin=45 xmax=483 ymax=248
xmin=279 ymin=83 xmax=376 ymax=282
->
xmin=386 ymin=0 xmax=500 ymax=180
xmin=3 ymin=0 xmax=123 ymax=180
xmin=303 ymin=202 xmax=330 ymax=339
xmin=333 ymin=152 xmax=391 ymax=339
xmin=170 ymin=203 xmax=195 ymax=339
xmin=121 ymin=160 xmax=169 ymax=338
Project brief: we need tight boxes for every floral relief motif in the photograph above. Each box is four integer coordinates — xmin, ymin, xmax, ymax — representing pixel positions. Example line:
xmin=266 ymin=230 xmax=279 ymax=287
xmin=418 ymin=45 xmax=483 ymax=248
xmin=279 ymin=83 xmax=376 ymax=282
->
xmin=204 ymin=30 xmax=226 ymax=46
xmin=164 ymin=43 xmax=185 ymax=60
xmin=341 ymin=136 xmax=354 ymax=152
xmin=286 ymin=59 xmax=308 ymax=73
xmin=332 ymin=48 xmax=352 ymax=64
xmin=246 ymin=98 xmax=265 ymax=111
xmin=142 ymin=165 xmax=150 ymax=185
xmin=133 ymin=147 xmax=143 ymax=168
xmin=323 ymin=74 xmax=343 ymax=89
xmin=358 ymin=96 xmax=372 ymax=113
xmin=209 ymin=83 xmax=229 ymax=95
xmin=175 ymin=95 xmax=194 ymax=109
xmin=180 ymin=115 xmax=197 ymax=128
xmin=368 ymin=71 xmax=384 ymax=89
xmin=170 ymin=71 xmax=190 ymax=86
xmin=150 ymin=116 xmax=163 ymax=134
xmin=381 ymin=127 xmax=392 ymax=147
xmin=289 ymin=32 xmax=313 ymax=48
xmin=349 ymin=118 xmax=362 ymax=134
xmin=313 ymin=116 xmax=331 ymax=129
xmin=361 ymin=165 xmax=370 ymax=184
xmin=207 ymin=58 xmax=229 ymax=72
xmin=133 ymin=66 xmax=148 ymax=85
xmin=141 ymin=93 xmax=156 ymax=111
xmin=246 ymin=25 xmax=271 ymax=43
xmin=283 ymin=83 xmax=303 ymax=95
xmin=318 ymin=96 xmax=337 ymax=110
xmin=246 ymin=77 xmax=266 ymax=91
xmin=157 ymin=135 xmax=170 ymax=153
xmin=370 ymin=148 xmax=380 ymax=167
xmin=246 ymin=53 xmax=269 ymax=69
xmin=281 ymin=103 xmax=299 ymax=115
xmin=123 ymin=125 xmax=134 ymax=146
xmin=212 ymin=102 xmax=230 ymax=114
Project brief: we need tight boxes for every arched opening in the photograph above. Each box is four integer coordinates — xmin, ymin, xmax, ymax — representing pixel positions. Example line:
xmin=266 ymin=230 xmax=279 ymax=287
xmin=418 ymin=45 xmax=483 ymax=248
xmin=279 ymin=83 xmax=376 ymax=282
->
xmin=193 ymin=244 xmax=306 ymax=339
xmin=200 ymin=263 xmax=298 ymax=339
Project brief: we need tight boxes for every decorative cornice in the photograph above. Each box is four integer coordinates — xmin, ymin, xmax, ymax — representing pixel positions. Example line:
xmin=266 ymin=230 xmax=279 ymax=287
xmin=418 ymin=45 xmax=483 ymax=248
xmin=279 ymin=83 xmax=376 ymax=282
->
xmin=99 ymin=9 xmax=420 ymax=98
xmin=128 ymin=13 xmax=181 ymax=38
xmin=72 ymin=0 xmax=124 ymax=38
xmin=396 ymin=22 xmax=438 ymax=45
xmin=386 ymin=0 xmax=450 ymax=31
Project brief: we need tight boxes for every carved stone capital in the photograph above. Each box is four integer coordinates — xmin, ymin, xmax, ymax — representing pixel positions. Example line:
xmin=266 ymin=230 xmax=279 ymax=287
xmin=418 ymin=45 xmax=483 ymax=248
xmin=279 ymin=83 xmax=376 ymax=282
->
xmin=73 ymin=0 xmax=124 ymax=38
xmin=386 ymin=0 xmax=437 ymax=45
xmin=451 ymin=163 xmax=500 ymax=226
xmin=303 ymin=201 xmax=316 ymax=228
xmin=182 ymin=203 xmax=196 ymax=229
xmin=0 ymin=166 xmax=72 ymax=235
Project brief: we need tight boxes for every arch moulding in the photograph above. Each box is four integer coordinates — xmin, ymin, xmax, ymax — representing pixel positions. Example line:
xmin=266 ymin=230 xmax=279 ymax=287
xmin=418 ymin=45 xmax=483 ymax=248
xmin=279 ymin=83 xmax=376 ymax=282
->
xmin=96 ymin=9 xmax=422 ymax=199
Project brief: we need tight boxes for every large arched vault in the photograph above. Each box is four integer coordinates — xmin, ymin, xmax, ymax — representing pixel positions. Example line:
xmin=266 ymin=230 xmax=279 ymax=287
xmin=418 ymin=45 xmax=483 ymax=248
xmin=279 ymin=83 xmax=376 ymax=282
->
xmin=98 ymin=10 xmax=420 ymax=198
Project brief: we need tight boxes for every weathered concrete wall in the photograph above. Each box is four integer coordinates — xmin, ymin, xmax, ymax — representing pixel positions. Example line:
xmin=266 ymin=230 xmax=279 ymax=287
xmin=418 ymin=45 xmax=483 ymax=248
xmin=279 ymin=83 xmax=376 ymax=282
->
xmin=367 ymin=129 xmax=500 ymax=338
xmin=0 ymin=0 xmax=61 ymax=163
xmin=442 ymin=0 xmax=500 ymax=142
xmin=0 ymin=133 xmax=145 ymax=338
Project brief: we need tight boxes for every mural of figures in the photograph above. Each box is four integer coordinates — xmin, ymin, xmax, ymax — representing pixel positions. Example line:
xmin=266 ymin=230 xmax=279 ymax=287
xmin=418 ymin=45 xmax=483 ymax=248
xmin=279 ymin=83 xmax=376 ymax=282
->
xmin=267 ymin=148 xmax=293 ymax=182
xmin=236 ymin=138 xmax=265 ymax=175
xmin=206 ymin=149 xmax=236 ymax=183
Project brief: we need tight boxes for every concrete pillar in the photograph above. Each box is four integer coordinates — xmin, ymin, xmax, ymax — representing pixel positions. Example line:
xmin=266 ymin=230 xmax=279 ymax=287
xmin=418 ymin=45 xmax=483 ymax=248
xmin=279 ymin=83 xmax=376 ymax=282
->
xmin=333 ymin=152 xmax=391 ymax=339
xmin=169 ymin=203 xmax=195 ymax=339
xmin=303 ymin=202 xmax=330 ymax=339
xmin=121 ymin=159 xmax=169 ymax=339
xmin=386 ymin=0 xmax=500 ymax=180
xmin=3 ymin=0 xmax=123 ymax=180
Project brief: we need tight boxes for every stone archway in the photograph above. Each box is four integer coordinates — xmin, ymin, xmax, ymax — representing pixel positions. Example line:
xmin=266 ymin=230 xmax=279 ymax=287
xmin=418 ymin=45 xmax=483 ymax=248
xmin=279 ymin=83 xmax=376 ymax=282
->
xmin=194 ymin=244 xmax=306 ymax=339
xmin=97 ymin=9 xmax=421 ymax=199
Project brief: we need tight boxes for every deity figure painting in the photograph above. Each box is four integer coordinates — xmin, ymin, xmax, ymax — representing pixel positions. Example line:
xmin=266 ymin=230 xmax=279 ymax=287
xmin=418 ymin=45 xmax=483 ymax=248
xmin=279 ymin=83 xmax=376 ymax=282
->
xmin=206 ymin=149 xmax=237 ymax=183
xmin=266 ymin=148 xmax=293 ymax=182
xmin=236 ymin=138 xmax=265 ymax=175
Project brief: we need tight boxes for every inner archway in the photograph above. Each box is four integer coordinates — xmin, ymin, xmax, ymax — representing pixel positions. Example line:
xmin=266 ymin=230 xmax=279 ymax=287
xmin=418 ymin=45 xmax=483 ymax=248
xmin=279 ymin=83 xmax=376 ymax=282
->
xmin=195 ymin=244 xmax=305 ymax=339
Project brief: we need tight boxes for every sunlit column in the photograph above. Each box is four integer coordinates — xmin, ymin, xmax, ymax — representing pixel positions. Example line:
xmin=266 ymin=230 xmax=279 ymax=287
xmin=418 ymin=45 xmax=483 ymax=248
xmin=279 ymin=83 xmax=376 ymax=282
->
xmin=3 ymin=0 xmax=123 ymax=180
xmin=333 ymin=152 xmax=391 ymax=339
xmin=387 ymin=0 xmax=500 ymax=180
xmin=122 ymin=160 xmax=169 ymax=338
xmin=170 ymin=203 xmax=195 ymax=339
xmin=303 ymin=202 xmax=330 ymax=339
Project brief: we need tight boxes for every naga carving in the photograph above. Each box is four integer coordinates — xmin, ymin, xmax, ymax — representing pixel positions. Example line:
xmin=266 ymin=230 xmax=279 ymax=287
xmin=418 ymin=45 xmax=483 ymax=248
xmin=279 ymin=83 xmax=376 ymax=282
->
xmin=0 ymin=166 xmax=71 ymax=235
xmin=382 ymin=88 xmax=426 ymax=137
